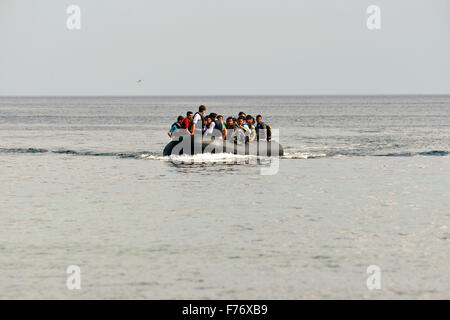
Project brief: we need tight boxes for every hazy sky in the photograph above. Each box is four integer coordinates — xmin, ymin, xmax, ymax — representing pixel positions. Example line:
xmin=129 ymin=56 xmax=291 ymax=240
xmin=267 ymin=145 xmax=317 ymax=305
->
xmin=1 ymin=0 xmax=449 ymax=95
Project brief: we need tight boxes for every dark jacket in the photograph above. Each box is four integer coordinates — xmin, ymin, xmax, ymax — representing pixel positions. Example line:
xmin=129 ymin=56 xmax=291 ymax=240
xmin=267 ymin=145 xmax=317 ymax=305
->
xmin=256 ymin=122 xmax=272 ymax=141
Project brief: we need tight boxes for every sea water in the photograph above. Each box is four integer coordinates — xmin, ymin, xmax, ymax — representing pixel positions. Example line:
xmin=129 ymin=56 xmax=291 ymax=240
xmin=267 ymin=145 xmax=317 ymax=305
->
xmin=0 ymin=96 xmax=449 ymax=299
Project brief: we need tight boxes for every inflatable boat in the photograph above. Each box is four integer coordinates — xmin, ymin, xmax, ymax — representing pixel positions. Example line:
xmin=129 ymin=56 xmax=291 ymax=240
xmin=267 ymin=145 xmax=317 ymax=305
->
xmin=163 ymin=135 xmax=284 ymax=157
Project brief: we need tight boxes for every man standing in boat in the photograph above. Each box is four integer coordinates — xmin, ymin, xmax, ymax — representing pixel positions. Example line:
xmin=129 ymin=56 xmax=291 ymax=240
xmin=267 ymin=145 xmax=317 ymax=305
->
xmin=192 ymin=105 xmax=207 ymax=135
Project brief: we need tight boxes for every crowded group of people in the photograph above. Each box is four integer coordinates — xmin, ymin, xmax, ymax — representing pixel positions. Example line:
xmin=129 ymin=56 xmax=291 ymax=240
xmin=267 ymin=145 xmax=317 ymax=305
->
xmin=168 ymin=105 xmax=272 ymax=142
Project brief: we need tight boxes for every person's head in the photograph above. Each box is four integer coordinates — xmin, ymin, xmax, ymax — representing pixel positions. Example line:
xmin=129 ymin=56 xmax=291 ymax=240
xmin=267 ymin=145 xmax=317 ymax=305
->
xmin=217 ymin=115 xmax=223 ymax=121
xmin=246 ymin=115 xmax=254 ymax=124
xmin=204 ymin=115 xmax=212 ymax=125
xmin=256 ymin=115 xmax=263 ymax=123
xmin=186 ymin=111 xmax=193 ymax=120
xmin=177 ymin=115 xmax=184 ymax=124
xmin=237 ymin=116 xmax=245 ymax=125
xmin=199 ymin=105 xmax=206 ymax=114
xmin=238 ymin=111 xmax=246 ymax=118
xmin=232 ymin=117 xmax=237 ymax=125
xmin=209 ymin=113 xmax=217 ymax=120
xmin=226 ymin=117 xmax=234 ymax=127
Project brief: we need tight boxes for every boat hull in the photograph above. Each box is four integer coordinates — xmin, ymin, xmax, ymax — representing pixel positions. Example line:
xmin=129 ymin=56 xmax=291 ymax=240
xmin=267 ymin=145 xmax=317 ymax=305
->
xmin=163 ymin=135 xmax=283 ymax=157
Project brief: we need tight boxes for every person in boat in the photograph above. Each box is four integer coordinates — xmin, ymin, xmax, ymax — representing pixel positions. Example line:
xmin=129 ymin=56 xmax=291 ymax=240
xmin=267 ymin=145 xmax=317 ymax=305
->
xmin=168 ymin=115 xmax=184 ymax=138
xmin=203 ymin=115 xmax=212 ymax=134
xmin=192 ymin=105 xmax=207 ymax=135
xmin=204 ymin=113 xmax=223 ymax=139
xmin=181 ymin=111 xmax=194 ymax=134
xmin=225 ymin=117 xmax=235 ymax=130
xmin=217 ymin=115 xmax=227 ymax=139
xmin=234 ymin=116 xmax=250 ymax=143
xmin=237 ymin=116 xmax=249 ymax=132
xmin=255 ymin=114 xmax=272 ymax=141
xmin=224 ymin=117 xmax=236 ymax=141
xmin=245 ymin=115 xmax=257 ymax=142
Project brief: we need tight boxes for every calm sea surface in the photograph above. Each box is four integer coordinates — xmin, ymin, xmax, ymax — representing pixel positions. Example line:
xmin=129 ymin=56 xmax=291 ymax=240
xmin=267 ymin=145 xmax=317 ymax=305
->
xmin=0 ymin=96 xmax=449 ymax=299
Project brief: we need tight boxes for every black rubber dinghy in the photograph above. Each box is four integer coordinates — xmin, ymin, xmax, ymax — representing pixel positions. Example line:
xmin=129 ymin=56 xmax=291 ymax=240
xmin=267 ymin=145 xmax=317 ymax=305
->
xmin=163 ymin=135 xmax=283 ymax=157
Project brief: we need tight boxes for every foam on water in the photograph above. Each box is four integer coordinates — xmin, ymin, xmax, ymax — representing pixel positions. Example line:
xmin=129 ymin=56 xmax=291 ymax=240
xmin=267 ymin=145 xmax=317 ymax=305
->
xmin=169 ymin=152 xmax=259 ymax=164
xmin=282 ymin=152 xmax=327 ymax=159
xmin=126 ymin=152 xmax=268 ymax=165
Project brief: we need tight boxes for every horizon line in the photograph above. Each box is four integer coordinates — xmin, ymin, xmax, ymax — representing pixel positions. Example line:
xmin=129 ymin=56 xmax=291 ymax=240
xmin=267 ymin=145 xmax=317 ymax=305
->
xmin=2 ymin=94 xmax=450 ymax=98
